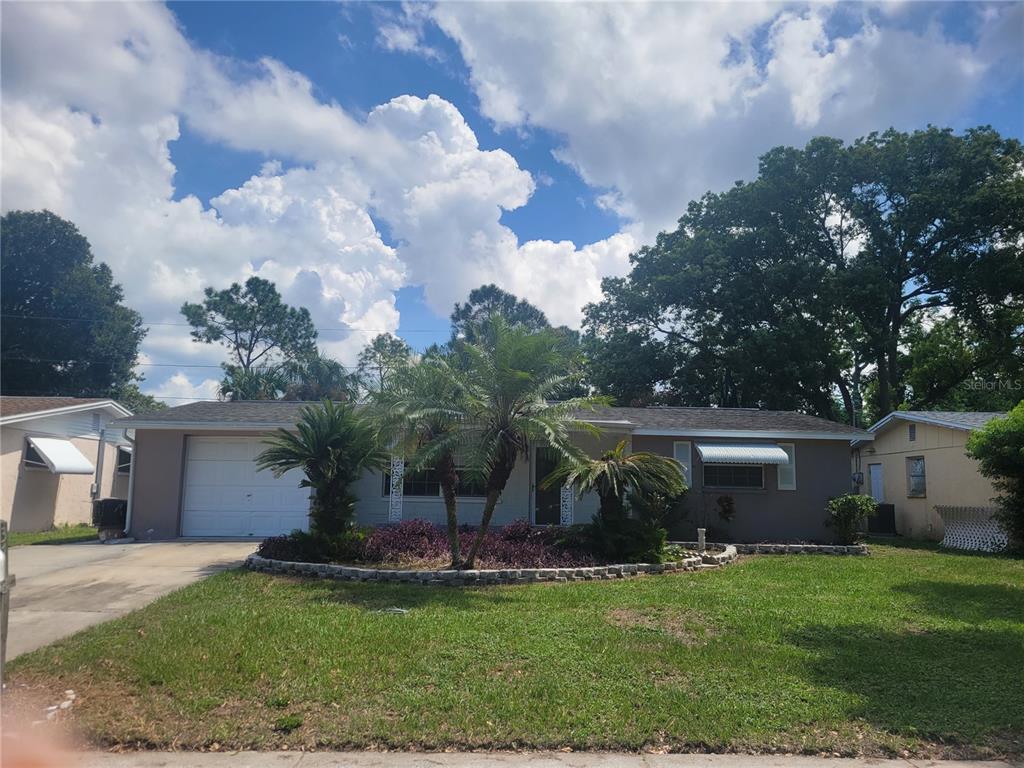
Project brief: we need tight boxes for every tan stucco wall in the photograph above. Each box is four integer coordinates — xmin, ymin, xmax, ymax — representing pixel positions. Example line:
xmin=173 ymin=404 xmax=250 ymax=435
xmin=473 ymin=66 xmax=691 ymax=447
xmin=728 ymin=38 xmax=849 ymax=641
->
xmin=1 ymin=427 xmax=127 ymax=532
xmin=854 ymin=421 xmax=998 ymax=540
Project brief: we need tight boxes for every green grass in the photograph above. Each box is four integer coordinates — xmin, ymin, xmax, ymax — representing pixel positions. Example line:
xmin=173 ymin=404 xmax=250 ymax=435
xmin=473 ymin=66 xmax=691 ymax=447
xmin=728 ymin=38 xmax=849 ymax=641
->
xmin=7 ymin=545 xmax=1023 ymax=757
xmin=7 ymin=523 xmax=97 ymax=547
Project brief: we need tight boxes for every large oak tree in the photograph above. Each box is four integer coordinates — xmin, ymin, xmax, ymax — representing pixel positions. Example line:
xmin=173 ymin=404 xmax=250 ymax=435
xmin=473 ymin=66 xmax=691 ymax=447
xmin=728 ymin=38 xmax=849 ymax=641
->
xmin=1 ymin=210 xmax=146 ymax=399
xmin=585 ymin=127 xmax=1024 ymax=423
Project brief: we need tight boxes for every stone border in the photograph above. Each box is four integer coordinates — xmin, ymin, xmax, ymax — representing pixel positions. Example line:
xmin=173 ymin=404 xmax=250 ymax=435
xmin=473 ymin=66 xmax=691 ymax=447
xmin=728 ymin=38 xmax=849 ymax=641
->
xmin=672 ymin=541 xmax=868 ymax=555
xmin=246 ymin=545 xmax=738 ymax=587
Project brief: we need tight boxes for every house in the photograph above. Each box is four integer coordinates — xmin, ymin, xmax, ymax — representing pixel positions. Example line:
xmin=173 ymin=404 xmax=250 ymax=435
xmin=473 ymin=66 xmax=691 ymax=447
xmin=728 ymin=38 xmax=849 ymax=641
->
xmin=114 ymin=401 xmax=870 ymax=543
xmin=851 ymin=410 xmax=1006 ymax=540
xmin=1 ymin=397 xmax=133 ymax=532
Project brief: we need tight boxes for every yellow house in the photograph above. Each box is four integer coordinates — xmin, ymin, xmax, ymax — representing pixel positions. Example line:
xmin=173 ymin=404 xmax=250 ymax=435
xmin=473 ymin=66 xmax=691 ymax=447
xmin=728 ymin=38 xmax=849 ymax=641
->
xmin=851 ymin=411 xmax=1006 ymax=540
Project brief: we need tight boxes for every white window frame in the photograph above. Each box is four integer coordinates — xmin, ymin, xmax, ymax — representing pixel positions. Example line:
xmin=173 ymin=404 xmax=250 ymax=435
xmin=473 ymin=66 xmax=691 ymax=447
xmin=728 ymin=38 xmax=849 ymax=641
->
xmin=906 ymin=456 xmax=926 ymax=498
xmin=672 ymin=441 xmax=692 ymax=488
xmin=22 ymin=440 xmax=49 ymax=470
xmin=776 ymin=442 xmax=796 ymax=491
xmin=116 ymin=447 xmax=132 ymax=475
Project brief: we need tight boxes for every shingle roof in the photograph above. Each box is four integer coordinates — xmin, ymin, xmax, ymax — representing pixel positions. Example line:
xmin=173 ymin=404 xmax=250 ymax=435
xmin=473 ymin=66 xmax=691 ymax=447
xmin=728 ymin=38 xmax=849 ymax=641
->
xmin=118 ymin=400 xmax=869 ymax=439
xmin=583 ymin=406 xmax=869 ymax=438
xmin=0 ymin=396 xmax=116 ymax=418
xmin=114 ymin=400 xmax=317 ymax=427
xmin=870 ymin=410 xmax=1007 ymax=433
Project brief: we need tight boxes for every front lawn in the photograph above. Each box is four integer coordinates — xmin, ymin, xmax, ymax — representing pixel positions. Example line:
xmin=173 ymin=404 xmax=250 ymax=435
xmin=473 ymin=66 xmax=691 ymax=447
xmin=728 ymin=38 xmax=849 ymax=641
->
xmin=7 ymin=524 xmax=97 ymax=547
xmin=6 ymin=544 xmax=1023 ymax=757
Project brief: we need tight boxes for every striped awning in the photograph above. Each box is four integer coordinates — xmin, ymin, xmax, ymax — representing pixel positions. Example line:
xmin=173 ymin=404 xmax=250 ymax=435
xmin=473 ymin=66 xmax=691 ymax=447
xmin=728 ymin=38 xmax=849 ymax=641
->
xmin=695 ymin=443 xmax=790 ymax=465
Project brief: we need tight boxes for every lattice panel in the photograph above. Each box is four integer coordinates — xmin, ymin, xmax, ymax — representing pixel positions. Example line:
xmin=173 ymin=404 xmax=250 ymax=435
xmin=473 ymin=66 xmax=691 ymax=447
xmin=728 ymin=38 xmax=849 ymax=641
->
xmin=559 ymin=486 xmax=574 ymax=526
xmin=388 ymin=456 xmax=405 ymax=523
xmin=935 ymin=506 xmax=1008 ymax=552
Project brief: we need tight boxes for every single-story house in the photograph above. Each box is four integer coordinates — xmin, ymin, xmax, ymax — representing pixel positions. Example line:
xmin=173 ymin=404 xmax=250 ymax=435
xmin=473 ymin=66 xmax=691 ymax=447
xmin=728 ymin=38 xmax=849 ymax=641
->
xmin=851 ymin=410 xmax=1006 ymax=540
xmin=115 ymin=401 xmax=870 ymax=543
xmin=1 ymin=396 xmax=133 ymax=532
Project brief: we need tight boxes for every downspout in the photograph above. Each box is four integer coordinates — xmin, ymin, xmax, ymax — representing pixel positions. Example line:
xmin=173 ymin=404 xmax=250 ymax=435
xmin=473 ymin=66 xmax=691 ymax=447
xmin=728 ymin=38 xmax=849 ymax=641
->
xmin=123 ymin=430 xmax=136 ymax=537
xmin=92 ymin=428 xmax=107 ymax=501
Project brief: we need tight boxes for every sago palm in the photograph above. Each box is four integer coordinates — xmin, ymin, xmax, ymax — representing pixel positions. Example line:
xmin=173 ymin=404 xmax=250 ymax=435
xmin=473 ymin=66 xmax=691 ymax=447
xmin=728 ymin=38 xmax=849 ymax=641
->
xmin=450 ymin=316 xmax=602 ymax=568
xmin=545 ymin=439 xmax=685 ymax=520
xmin=256 ymin=400 xmax=388 ymax=536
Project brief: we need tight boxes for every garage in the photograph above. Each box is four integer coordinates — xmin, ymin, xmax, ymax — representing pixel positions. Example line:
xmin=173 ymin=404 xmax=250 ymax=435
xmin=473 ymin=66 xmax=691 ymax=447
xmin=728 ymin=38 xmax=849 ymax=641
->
xmin=181 ymin=436 xmax=310 ymax=537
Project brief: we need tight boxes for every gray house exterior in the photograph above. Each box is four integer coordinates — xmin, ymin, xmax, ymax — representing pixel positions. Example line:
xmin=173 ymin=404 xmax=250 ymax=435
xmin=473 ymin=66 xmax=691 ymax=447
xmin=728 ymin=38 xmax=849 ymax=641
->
xmin=115 ymin=402 xmax=870 ymax=543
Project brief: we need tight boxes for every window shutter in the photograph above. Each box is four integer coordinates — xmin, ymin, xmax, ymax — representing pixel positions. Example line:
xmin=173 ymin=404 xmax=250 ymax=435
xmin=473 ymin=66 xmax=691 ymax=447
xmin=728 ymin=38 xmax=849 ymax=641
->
xmin=673 ymin=441 xmax=692 ymax=488
xmin=777 ymin=443 xmax=796 ymax=490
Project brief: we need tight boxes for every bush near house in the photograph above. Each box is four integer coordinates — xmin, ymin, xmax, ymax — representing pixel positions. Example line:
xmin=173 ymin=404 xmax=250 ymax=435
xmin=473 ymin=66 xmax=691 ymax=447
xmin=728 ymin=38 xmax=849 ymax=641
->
xmin=967 ymin=401 xmax=1024 ymax=552
xmin=826 ymin=493 xmax=878 ymax=544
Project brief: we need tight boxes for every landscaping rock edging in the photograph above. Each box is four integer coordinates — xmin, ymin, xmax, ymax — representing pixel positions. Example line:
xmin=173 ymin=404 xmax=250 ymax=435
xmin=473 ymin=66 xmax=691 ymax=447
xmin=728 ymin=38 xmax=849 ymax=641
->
xmin=246 ymin=545 xmax=738 ymax=587
xmin=671 ymin=541 xmax=869 ymax=555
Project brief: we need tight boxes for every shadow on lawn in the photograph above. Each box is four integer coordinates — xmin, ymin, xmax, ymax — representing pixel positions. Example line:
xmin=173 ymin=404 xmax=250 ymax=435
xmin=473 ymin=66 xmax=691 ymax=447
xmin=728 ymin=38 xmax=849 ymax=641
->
xmin=894 ymin=580 xmax=1024 ymax=625
xmin=296 ymin=576 xmax=524 ymax=612
xmin=786 ymin=623 xmax=1024 ymax=752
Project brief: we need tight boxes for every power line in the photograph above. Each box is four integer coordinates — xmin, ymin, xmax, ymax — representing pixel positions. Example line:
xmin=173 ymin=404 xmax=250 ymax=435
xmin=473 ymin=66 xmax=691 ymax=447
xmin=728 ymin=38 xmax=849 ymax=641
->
xmin=0 ymin=355 xmax=390 ymax=369
xmin=0 ymin=312 xmax=445 ymax=334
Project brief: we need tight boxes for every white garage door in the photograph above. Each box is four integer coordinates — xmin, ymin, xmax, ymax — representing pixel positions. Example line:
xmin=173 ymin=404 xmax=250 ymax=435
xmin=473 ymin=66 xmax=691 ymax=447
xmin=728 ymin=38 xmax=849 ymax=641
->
xmin=181 ymin=436 xmax=311 ymax=537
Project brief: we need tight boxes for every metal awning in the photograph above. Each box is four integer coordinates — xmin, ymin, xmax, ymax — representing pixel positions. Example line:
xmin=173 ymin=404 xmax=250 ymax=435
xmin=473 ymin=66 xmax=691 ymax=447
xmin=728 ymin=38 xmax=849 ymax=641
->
xmin=27 ymin=437 xmax=95 ymax=474
xmin=695 ymin=443 xmax=790 ymax=465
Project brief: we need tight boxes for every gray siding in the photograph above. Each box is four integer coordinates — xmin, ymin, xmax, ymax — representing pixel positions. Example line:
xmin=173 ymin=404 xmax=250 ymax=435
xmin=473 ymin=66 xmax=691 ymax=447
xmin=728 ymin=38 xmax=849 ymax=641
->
xmin=633 ymin=435 xmax=851 ymax=542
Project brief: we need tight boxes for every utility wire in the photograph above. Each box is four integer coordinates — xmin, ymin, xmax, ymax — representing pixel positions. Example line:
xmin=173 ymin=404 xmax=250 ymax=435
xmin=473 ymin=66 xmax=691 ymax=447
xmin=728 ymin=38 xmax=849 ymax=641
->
xmin=0 ymin=312 xmax=445 ymax=333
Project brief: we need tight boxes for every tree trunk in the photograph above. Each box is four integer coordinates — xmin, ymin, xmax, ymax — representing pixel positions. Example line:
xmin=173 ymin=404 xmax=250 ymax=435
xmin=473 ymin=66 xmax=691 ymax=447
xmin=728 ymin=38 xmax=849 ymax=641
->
xmin=836 ymin=377 xmax=855 ymax=427
xmin=875 ymin=350 xmax=892 ymax=415
xmin=436 ymin=452 xmax=461 ymax=567
xmin=462 ymin=451 xmax=517 ymax=569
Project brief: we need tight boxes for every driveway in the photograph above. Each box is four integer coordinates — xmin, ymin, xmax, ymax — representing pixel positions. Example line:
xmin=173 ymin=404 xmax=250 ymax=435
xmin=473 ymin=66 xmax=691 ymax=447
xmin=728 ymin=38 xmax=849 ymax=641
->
xmin=6 ymin=540 xmax=256 ymax=659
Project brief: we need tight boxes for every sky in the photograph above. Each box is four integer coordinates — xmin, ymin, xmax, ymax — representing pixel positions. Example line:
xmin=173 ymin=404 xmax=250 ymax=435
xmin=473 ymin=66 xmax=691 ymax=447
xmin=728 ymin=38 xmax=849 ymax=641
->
xmin=2 ymin=1 xmax=1022 ymax=403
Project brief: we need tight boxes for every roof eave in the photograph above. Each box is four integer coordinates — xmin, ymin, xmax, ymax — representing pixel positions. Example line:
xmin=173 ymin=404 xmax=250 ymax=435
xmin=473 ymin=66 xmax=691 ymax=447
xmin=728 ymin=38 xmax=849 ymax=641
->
xmin=631 ymin=427 xmax=872 ymax=441
xmin=0 ymin=400 xmax=133 ymax=426
xmin=868 ymin=411 xmax=984 ymax=434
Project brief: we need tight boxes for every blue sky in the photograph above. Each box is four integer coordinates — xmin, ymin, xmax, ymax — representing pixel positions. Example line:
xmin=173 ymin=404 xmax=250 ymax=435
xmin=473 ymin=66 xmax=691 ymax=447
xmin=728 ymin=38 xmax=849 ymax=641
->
xmin=2 ymin=1 xmax=1021 ymax=400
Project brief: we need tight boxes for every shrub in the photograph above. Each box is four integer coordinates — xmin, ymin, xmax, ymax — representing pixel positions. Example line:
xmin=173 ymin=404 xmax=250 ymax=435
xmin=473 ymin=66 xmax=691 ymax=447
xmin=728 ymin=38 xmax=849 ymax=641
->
xmin=716 ymin=495 xmax=736 ymax=523
xmin=967 ymin=402 xmax=1024 ymax=552
xmin=825 ymin=494 xmax=877 ymax=544
xmin=630 ymin=491 xmax=688 ymax=532
xmin=256 ymin=529 xmax=366 ymax=563
xmin=587 ymin=515 xmax=667 ymax=563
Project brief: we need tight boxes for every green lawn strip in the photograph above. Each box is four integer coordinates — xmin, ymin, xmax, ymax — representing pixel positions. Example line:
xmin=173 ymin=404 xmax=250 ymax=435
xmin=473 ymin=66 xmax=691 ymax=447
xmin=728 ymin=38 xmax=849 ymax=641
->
xmin=8 ymin=524 xmax=97 ymax=547
xmin=7 ymin=545 xmax=1023 ymax=756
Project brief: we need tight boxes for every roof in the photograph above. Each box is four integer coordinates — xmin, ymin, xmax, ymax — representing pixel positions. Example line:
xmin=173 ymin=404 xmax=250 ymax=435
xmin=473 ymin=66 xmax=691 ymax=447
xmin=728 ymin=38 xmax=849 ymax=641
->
xmin=115 ymin=400 xmax=316 ymax=429
xmin=866 ymin=410 xmax=1007 ymax=435
xmin=117 ymin=400 xmax=870 ymax=440
xmin=584 ymin=406 xmax=869 ymax=439
xmin=0 ymin=396 xmax=132 ymax=425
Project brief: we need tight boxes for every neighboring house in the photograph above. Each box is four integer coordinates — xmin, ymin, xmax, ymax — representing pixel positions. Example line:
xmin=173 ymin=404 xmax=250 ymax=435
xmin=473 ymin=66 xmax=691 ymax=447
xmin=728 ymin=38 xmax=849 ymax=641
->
xmin=851 ymin=411 xmax=1006 ymax=540
xmin=1 ymin=397 xmax=133 ymax=532
xmin=115 ymin=401 xmax=870 ymax=543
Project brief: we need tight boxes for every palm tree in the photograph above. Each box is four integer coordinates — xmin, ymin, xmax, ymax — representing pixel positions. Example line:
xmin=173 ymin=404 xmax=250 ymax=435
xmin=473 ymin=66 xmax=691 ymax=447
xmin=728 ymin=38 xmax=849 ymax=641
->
xmin=373 ymin=352 xmax=471 ymax=566
xmin=283 ymin=353 xmax=358 ymax=401
xmin=256 ymin=400 xmax=388 ymax=536
xmin=452 ymin=316 xmax=601 ymax=568
xmin=543 ymin=439 xmax=686 ymax=520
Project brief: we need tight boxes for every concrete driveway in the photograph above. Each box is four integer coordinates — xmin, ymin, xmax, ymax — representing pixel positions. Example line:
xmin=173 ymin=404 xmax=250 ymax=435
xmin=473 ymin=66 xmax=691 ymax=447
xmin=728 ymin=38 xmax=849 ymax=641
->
xmin=6 ymin=540 xmax=256 ymax=659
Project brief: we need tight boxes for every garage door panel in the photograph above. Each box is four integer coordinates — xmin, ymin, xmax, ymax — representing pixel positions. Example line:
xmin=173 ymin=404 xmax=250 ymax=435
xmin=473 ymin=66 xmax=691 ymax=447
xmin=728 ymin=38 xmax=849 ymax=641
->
xmin=182 ymin=437 xmax=310 ymax=537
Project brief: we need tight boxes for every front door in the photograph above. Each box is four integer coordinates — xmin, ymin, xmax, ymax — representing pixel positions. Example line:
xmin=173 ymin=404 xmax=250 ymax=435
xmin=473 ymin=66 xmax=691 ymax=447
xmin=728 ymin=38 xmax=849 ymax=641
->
xmin=868 ymin=463 xmax=884 ymax=503
xmin=533 ymin=447 xmax=561 ymax=525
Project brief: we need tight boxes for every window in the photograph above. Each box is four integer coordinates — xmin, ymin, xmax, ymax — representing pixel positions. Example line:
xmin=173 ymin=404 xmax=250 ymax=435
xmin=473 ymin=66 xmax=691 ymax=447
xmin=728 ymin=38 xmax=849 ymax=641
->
xmin=672 ymin=441 xmax=692 ymax=487
xmin=908 ymin=423 xmax=916 ymax=442
xmin=776 ymin=443 xmax=796 ymax=491
xmin=91 ymin=413 xmax=102 ymax=434
xmin=116 ymin=447 xmax=132 ymax=474
xmin=703 ymin=464 xmax=763 ymax=489
xmin=23 ymin=442 xmax=48 ymax=470
xmin=382 ymin=466 xmax=486 ymax=498
xmin=906 ymin=456 xmax=926 ymax=498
